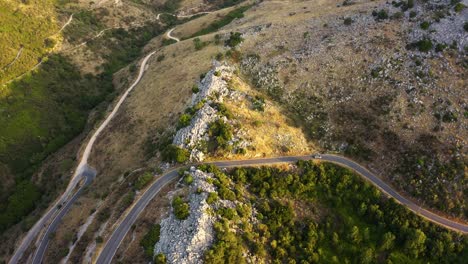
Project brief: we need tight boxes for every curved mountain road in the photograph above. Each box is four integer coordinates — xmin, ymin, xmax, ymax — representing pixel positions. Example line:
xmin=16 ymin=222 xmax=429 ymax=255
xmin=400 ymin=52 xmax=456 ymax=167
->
xmin=10 ymin=10 xmax=187 ymax=264
xmin=9 ymin=44 xmax=158 ymax=264
xmin=96 ymin=154 xmax=468 ymax=264
xmin=166 ymin=28 xmax=180 ymax=42
xmin=31 ymin=166 xmax=96 ymax=264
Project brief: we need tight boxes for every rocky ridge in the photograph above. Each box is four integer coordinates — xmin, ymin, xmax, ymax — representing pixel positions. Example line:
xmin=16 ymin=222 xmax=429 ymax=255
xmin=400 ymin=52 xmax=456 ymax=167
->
xmin=172 ymin=61 xmax=245 ymax=161
xmin=153 ymin=168 xmax=216 ymax=263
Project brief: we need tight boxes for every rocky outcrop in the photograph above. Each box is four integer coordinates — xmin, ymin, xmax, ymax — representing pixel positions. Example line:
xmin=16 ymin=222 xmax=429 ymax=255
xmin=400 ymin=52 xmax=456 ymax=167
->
xmin=173 ymin=104 xmax=219 ymax=161
xmin=172 ymin=61 xmax=234 ymax=162
xmin=153 ymin=169 xmax=216 ymax=264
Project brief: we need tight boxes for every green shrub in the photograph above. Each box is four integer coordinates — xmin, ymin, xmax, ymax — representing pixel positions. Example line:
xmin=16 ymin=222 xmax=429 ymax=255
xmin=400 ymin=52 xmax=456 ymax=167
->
xmin=454 ymin=3 xmax=466 ymax=12
xmin=154 ymin=253 xmax=167 ymax=264
xmin=178 ymin=113 xmax=192 ymax=128
xmin=392 ymin=12 xmax=404 ymax=19
xmin=237 ymin=148 xmax=247 ymax=155
xmin=95 ymin=236 xmax=103 ymax=243
xmin=420 ymin=21 xmax=430 ymax=30
xmin=225 ymin=32 xmax=244 ymax=48
xmin=252 ymin=96 xmax=266 ymax=111
xmin=161 ymin=145 xmax=190 ymax=163
xmin=184 ymin=174 xmax=194 ymax=185
xmin=135 ymin=172 xmax=153 ymax=190
xmin=409 ymin=11 xmax=417 ymax=18
xmin=435 ymin=43 xmax=447 ymax=52
xmin=193 ymin=37 xmax=208 ymax=50
xmin=464 ymin=22 xmax=468 ymax=32
xmin=213 ymin=102 xmax=233 ymax=119
xmin=207 ymin=192 xmax=219 ymax=204
xmin=373 ymin=9 xmax=389 ymax=20
xmin=214 ymin=70 xmax=221 ymax=77
xmin=140 ymin=224 xmax=161 ymax=258
xmin=416 ymin=39 xmax=433 ymax=52
xmin=344 ymin=17 xmax=353 ymax=25
xmin=172 ymin=196 xmax=190 ymax=220
xmin=157 ymin=54 xmax=165 ymax=62
xmin=192 ymin=85 xmax=200 ymax=93
xmin=208 ymin=120 xmax=233 ymax=151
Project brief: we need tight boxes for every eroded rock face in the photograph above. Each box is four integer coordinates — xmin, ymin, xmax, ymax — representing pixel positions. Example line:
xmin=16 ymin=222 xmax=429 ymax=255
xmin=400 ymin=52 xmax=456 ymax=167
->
xmin=154 ymin=170 xmax=216 ymax=264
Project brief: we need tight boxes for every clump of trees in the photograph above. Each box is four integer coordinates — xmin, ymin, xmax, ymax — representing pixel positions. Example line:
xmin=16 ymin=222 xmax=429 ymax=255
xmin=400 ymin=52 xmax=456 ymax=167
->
xmin=172 ymin=196 xmax=190 ymax=220
xmin=203 ymin=162 xmax=467 ymax=263
xmin=208 ymin=119 xmax=233 ymax=152
xmin=140 ymin=224 xmax=161 ymax=258
xmin=225 ymin=32 xmax=244 ymax=48
xmin=161 ymin=144 xmax=189 ymax=163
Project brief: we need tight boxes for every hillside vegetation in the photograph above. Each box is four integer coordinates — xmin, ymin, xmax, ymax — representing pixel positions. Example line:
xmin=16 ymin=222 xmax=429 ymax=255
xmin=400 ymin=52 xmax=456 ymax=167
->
xmin=0 ymin=19 xmax=165 ymax=234
xmin=0 ymin=0 xmax=59 ymax=85
xmin=202 ymin=162 xmax=468 ymax=263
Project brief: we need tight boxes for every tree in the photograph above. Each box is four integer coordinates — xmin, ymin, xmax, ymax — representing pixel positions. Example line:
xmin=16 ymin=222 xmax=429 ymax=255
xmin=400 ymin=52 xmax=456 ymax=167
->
xmin=161 ymin=145 xmax=189 ymax=163
xmin=225 ymin=32 xmax=244 ymax=48
xmin=350 ymin=226 xmax=361 ymax=244
xmin=405 ymin=229 xmax=426 ymax=258
xmin=172 ymin=196 xmax=190 ymax=220
xmin=380 ymin=232 xmax=396 ymax=251
xmin=361 ymin=248 xmax=375 ymax=264
xmin=140 ymin=224 xmax=161 ymax=258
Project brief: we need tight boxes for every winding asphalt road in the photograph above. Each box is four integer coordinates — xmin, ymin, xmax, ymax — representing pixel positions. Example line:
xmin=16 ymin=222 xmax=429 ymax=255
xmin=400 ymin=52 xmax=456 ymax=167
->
xmin=31 ymin=166 xmax=96 ymax=264
xmin=9 ymin=41 xmax=158 ymax=264
xmin=96 ymin=154 xmax=468 ymax=264
xmin=10 ymin=10 xmax=187 ymax=264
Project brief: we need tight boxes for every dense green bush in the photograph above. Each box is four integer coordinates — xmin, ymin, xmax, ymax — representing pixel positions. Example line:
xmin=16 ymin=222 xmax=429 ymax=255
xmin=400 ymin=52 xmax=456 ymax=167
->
xmin=154 ymin=253 xmax=167 ymax=264
xmin=344 ymin=17 xmax=353 ymax=25
xmin=161 ymin=145 xmax=190 ymax=163
xmin=212 ymin=102 xmax=234 ymax=119
xmin=435 ymin=43 xmax=447 ymax=52
xmin=225 ymin=32 xmax=244 ymax=48
xmin=417 ymin=39 xmax=433 ymax=52
xmin=420 ymin=21 xmax=430 ymax=30
xmin=206 ymin=192 xmax=219 ymax=204
xmin=251 ymin=96 xmax=265 ymax=112
xmin=208 ymin=119 xmax=233 ymax=151
xmin=140 ymin=224 xmax=161 ymax=258
xmin=134 ymin=172 xmax=153 ymax=190
xmin=373 ymin=9 xmax=389 ymax=20
xmin=454 ymin=3 xmax=466 ymax=12
xmin=192 ymin=85 xmax=200 ymax=93
xmin=178 ymin=113 xmax=192 ymax=128
xmin=172 ymin=196 xmax=190 ymax=220
xmin=184 ymin=174 xmax=194 ymax=185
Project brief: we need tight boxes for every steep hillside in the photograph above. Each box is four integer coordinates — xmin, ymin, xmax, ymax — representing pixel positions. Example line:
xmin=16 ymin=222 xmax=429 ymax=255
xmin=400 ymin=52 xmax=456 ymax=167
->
xmin=0 ymin=0 xmax=59 ymax=85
